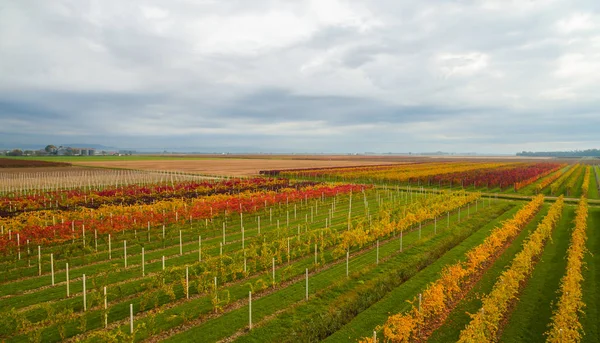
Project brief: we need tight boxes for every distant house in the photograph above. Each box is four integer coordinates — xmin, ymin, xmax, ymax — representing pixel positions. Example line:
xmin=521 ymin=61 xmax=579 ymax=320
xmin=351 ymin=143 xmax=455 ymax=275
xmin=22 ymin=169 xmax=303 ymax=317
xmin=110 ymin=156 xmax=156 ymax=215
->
xmin=119 ymin=150 xmax=136 ymax=155
xmin=56 ymin=146 xmax=96 ymax=156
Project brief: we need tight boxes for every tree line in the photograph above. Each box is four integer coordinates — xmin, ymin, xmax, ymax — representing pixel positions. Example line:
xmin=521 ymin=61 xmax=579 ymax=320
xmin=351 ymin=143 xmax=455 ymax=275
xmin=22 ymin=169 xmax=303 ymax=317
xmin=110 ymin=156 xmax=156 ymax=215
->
xmin=517 ymin=149 xmax=600 ymax=157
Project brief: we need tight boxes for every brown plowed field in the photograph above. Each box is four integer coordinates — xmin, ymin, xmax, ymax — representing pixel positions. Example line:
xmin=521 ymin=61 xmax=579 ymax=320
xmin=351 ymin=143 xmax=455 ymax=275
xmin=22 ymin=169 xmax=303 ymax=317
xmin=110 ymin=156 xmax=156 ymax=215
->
xmin=74 ymin=159 xmax=401 ymax=176
xmin=0 ymin=159 xmax=71 ymax=168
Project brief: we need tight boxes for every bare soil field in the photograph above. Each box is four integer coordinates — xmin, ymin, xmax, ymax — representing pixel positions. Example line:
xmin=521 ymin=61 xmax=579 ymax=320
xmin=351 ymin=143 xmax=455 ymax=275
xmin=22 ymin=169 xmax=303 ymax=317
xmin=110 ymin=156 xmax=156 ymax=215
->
xmin=0 ymin=159 xmax=71 ymax=168
xmin=73 ymin=159 xmax=401 ymax=176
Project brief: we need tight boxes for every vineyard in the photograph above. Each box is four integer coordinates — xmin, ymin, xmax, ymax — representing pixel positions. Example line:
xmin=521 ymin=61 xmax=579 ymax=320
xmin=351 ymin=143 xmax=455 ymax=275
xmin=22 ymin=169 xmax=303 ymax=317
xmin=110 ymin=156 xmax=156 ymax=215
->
xmin=0 ymin=159 xmax=599 ymax=343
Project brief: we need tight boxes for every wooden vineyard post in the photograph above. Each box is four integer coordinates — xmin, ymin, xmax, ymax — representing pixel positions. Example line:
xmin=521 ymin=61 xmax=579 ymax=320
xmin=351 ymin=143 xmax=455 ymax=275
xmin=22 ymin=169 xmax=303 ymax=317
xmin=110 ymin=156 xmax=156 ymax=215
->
xmin=434 ymin=216 xmax=437 ymax=235
xmin=142 ymin=248 xmax=145 ymax=276
xmin=220 ymin=242 xmax=223 ymax=257
xmin=186 ymin=266 xmax=189 ymax=299
xmin=249 ymin=291 xmax=252 ymax=330
xmin=38 ymin=246 xmax=41 ymax=276
xmin=400 ymin=230 xmax=403 ymax=252
xmin=162 ymin=256 xmax=165 ymax=270
xmin=272 ymin=257 xmax=276 ymax=288
xmin=124 ymin=240 xmax=127 ymax=268
xmin=376 ymin=240 xmax=379 ymax=265
xmin=179 ymin=230 xmax=183 ymax=255
xmin=419 ymin=222 xmax=422 ymax=240
xmin=305 ymin=268 xmax=308 ymax=300
xmin=51 ymin=253 xmax=55 ymax=285
xmin=104 ymin=286 xmax=108 ymax=328
xmin=458 ymin=207 xmax=461 ymax=222
xmin=66 ymin=263 xmax=70 ymax=297
xmin=162 ymin=225 xmax=165 ymax=239
xmin=373 ymin=331 xmax=377 ymax=343
xmin=222 ymin=222 xmax=226 ymax=244
xmin=199 ymin=236 xmax=202 ymax=262
xmin=83 ymin=274 xmax=87 ymax=311
xmin=314 ymin=243 xmax=318 ymax=264
xmin=242 ymin=227 xmax=245 ymax=250
xmin=130 ymin=304 xmax=134 ymax=334
xmin=82 ymin=224 xmax=85 ymax=247
xmin=17 ymin=234 xmax=20 ymax=260
xmin=258 ymin=216 xmax=260 ymax=234
xmin=108 ymin=234 xmax=112 ymax=259
xmin=94 ymin=230 xmax=98 ymax=252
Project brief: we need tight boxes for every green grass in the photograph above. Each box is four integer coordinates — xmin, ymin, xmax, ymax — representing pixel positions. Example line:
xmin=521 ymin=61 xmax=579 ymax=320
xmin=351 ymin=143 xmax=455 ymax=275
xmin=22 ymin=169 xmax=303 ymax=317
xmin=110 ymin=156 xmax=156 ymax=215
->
xmin=581 ymin=206 xmax=600 ymax=343
xmin=499 ymin=206 xmax=575 ymax=342
xmin=588 ymin=166 xmax=600 ymax=200
xmin=322 ymin=200 xmax=523 ymax=342
xmin=426 ymin=203 xmax=550 ymax=343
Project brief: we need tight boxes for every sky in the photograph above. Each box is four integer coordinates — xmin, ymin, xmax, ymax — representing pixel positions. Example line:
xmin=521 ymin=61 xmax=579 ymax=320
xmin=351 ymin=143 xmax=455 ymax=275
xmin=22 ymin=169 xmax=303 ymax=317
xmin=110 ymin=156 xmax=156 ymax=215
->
xmin=1 ymin=0 xmax=599 ymax=154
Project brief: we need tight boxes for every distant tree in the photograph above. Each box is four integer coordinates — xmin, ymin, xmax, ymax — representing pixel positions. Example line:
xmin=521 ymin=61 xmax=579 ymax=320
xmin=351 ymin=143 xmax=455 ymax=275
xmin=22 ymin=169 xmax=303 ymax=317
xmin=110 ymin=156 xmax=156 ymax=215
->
xmin=8 ymin=149 xmax=23 ymax=156
xmin=45 ymin=145 xmax=57 ymax=154
xmin=517 ymin=149 xmax=600 ymax=157
xmin=23 ymin=150 xmax=34 ymax=156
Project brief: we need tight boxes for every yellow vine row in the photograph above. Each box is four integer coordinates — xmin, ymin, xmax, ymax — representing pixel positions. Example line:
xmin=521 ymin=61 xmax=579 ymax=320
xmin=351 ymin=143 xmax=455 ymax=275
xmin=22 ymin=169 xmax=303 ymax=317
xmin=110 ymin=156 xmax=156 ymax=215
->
xmin=581 ymin=166 xmax=590 ymax=197
xmin=334 ymin=191 xmax=480 ymax=258
xmin=282 ymin=162 xmax=515 ymax=183
xmin=457 ymin=196 xmax=564 ymax=342
xmin=360 ymin=194 xmax=544 ymax=343
xmin=545 ymin=197 xmax=588 ymax=343
xmin=564 ymin=165 xmax=584 ymax=196
xmin=550 ymin=164 xmax=579 ymax=195
xmin=536 ymin=168 xmax=566 ymax=193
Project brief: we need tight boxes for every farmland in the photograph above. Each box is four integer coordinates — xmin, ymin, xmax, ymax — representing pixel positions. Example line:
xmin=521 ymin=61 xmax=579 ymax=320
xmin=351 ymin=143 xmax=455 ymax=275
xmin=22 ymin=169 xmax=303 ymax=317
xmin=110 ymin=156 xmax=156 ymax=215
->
xmin=0 ymin=157 xmax=598 ymax=342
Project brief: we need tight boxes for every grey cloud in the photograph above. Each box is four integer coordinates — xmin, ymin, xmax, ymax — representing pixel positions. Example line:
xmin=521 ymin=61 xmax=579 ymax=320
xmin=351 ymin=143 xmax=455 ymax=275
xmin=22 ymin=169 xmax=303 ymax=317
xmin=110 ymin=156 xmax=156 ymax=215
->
xmin=1 ymin=0 xmax=599 ymax=153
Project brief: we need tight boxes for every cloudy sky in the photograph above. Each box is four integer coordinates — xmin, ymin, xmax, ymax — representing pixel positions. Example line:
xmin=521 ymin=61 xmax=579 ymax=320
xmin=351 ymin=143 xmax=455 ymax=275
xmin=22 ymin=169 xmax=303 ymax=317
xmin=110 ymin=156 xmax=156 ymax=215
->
xmin=1 ymin=0 xmax=599 ymax=153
